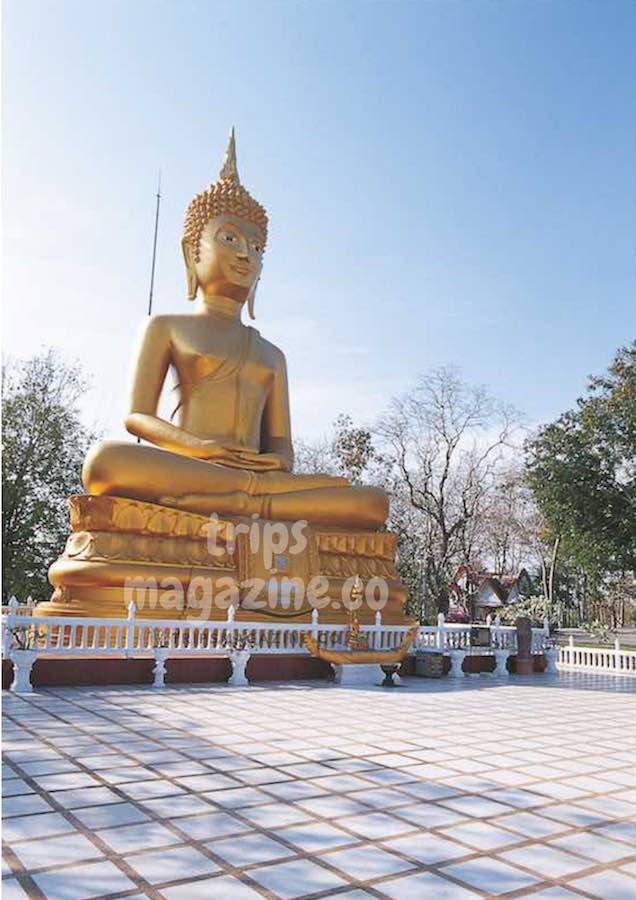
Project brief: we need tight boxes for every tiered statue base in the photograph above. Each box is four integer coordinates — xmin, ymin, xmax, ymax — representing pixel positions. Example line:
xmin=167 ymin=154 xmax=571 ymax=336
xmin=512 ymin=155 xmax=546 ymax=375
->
xmin=37 ymin=496 xmax=412 ymax=625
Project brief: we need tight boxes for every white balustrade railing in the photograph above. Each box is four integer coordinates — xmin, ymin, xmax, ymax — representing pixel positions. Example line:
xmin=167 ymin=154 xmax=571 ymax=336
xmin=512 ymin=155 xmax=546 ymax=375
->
xmin=1 ymin=596 xmax=35 ymax=617
xmin=558 ymin=635 xmax=636 ymax=676
xmin=411 ymin=613 xmax=548 ymax=655
xmin=2 ymin=599 xmax=549 ymax=661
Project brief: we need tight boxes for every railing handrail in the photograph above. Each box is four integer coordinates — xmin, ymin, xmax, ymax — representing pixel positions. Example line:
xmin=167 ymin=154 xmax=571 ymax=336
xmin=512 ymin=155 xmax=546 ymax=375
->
xmin=1 ymin=600 xmax=555 ymax=665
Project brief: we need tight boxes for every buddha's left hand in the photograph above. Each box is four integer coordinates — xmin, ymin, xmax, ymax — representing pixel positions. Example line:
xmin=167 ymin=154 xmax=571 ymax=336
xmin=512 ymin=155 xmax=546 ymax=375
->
xmin=231 ymin=449 xmax=286 ymax=471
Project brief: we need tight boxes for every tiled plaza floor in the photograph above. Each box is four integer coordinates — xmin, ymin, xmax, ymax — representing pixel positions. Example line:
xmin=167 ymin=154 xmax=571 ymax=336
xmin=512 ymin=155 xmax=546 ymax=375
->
xmin=2 ymin=672 xmax=636 ymax=899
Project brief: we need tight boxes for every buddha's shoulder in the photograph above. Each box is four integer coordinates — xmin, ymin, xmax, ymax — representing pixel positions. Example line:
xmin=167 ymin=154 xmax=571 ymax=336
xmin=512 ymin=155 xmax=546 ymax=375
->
xmin=250 ymin=329 xmax=286 ymax=366
xmin=140 ymin=314 xmax=201 ymax=339
xmin=145 ymin=313 xmax=191 ymax=330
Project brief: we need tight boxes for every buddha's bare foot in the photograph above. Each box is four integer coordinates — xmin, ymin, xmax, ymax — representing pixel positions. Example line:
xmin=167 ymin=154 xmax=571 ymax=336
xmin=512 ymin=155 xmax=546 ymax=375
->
xmin=158 ymin=492 xmax=252 ymax=516
xmin=252 ymin=470 xmax=348 ymax=495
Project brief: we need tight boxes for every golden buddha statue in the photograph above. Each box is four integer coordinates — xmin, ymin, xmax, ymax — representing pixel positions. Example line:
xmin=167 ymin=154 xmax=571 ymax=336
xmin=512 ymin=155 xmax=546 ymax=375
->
xmin=83 ymin=130 xmax=386 ymax=530
xmin=40 ymin=132 xmax=411 ymax=626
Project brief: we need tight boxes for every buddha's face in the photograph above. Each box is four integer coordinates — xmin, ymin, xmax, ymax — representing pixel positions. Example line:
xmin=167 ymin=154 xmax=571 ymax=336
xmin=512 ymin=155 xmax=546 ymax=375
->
xmin=189 ymin=214 xmax=263 ymax=299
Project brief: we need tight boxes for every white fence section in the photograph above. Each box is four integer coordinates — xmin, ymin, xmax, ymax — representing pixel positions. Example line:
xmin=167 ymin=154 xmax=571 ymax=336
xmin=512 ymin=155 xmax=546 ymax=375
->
xmin=558 ymin=635 xmax=636 ymax=676
xmin=410 ymin=613 xmax=548 ymax=654
xmin=1 ymin=600 xmax=549 ymax=661
xmin=1 ymin=596 xmax=35 ymax=617
xmin=2 ymin=598 xmax=556 ymax=693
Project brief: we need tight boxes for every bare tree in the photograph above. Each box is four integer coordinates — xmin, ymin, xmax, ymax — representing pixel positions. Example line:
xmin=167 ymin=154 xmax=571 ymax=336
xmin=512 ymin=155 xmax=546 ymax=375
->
xmin=478 ymin=464 xmax=543 ymax=574
xmin=293 ymin=436 xmax=338 ymax=476
xmin=375 ymin=367 xmax=521 ymax=614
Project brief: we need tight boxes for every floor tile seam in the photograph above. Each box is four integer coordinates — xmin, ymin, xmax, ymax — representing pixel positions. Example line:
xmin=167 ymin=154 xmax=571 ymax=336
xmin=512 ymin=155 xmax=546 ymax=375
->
xmin=421 ymin=818 xmax=587 ymax=849
xmin=3 ymin=702 xmax=297 ymax=830
xmin=418 ymin=807 xmax=636 ymax=852
xmin=6 ymin=732 xmax=635 ymax=829
xmin=244 ymin=836 xmax=523 ymax=900
xmin=5 ymin=779 xmax=302 ymax=900
xmin=1 ymin=710 xmax=268 ymax=893
xmin=1 ymin=843 xmax=49 ymax=899
xmin=484 ymin=844 xmax=636 ymax=889
xmin=367 ymin=850 xmax=552 ymax=899
xmin=2 ymin=777 xmax=184 ymax=899
xmin=395 ymin=789 xmax=551 ymax=817
xmin=491 ymin=763 xmax=636 ymax=782
xmin=111 ymin=843 xmax=291 ymax=900
xmin=209 ymin=839 xmax=422 ymax=895
xmin=3 ymin=688 xmax=632 ymax=771
xmin=3 ymin=708 xmax=207 ymax=809
xmin=311 ymin=853 xmax=497 ymax=898
xmin=2 ymin=789 xmax=169 ymax=900
xmin=3 ymin=707 xmax=160 ymax=773
xmin=370 ymin=831 xmax=524 ymax=866
xmin=418 ymin=800 xmax=636 ymax=837
xmin=430 ymin=781 xmax=636 ymax=815
xmin=509 ymin=836 xmax=636 ymax=866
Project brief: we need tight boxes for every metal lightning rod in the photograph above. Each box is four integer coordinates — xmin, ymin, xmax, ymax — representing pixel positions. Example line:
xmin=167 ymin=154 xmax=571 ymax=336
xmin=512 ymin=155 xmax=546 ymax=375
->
xmin=137 ymin=171 xmax=162 ymax=445
xmin=147 ymin=170 xmax=162 ymax=316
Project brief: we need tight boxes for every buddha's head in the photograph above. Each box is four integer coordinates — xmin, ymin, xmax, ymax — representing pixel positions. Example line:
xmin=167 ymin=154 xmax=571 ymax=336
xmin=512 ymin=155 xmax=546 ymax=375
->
xmin=182 ymin=129 xmax=268 ymax=318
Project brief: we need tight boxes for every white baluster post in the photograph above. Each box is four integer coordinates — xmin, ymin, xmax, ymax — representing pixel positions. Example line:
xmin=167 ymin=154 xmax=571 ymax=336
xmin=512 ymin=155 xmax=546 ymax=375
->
xmin=4 ymin=596 xmax=18 ymax=657
xmin=311 ymin=608 xmax=319 ymax=641
xmin=125 ymin=601 xmax=136 ymax=657
xmin=437 ymin=612 xmax=445 ymax=650
xmin=374 ymin=610 xmax=382 ymax=649
xmin=227 ymin=604 xmax=235 ymax=646
xmin=614 ymin=637 xmax=621 ymax=673
xmin=490 ymin=613 xmax=498 ymax=651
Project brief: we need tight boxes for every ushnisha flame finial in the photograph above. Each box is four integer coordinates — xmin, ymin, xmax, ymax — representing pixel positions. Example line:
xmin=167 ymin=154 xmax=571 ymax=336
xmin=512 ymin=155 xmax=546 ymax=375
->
xmin=183 ymin=128 xmax=268 ymax=262
xmin=219 ymin=127 xmax=240 ymax=183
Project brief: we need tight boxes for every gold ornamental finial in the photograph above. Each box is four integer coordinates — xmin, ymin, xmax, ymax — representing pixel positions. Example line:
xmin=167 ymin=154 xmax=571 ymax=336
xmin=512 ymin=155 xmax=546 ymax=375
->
xmin=219 ymin=127 xmax=240 ymax=183
xmin=183 ymin=128 xmax=268 ymax=262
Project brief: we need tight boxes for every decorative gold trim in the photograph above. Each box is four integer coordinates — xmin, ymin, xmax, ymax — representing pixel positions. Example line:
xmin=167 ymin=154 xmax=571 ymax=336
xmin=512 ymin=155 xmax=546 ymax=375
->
xmin=67 ymin=496 xmax=235 ymax=542
xmin=315 ymin=531 xmax=396 ymax=561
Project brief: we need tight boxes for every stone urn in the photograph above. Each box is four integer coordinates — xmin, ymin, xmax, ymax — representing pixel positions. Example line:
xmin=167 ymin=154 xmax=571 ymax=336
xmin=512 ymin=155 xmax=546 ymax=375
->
xmin=448 ymin=648 xmax=466 ymax=678
xmin=152 ymin=648 xmax=169 ymax=688
xmin=10 ymin=649 xmax=37 ymax=694
xmin=228 ymin=649 xmax=251 ymax=687
xmin=544 ymin=645 xmax=559 ymax=674
xmin=493 ymin=648 xmax=510 ymax=677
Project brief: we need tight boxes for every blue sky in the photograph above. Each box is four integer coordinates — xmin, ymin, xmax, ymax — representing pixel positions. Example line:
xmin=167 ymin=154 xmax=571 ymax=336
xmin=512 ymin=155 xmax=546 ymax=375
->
xmin=3 ymin=0 xmax=635 ymax=441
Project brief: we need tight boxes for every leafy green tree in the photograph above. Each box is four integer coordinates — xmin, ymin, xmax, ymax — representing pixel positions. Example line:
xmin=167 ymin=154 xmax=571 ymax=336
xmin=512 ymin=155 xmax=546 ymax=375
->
xmin=2 ymin=351 xmax=97 ymax=601
xmin=294 ymin=414 xmax=378 ymax=484
xmin=526 ymin=342 xmax=636 ymax=586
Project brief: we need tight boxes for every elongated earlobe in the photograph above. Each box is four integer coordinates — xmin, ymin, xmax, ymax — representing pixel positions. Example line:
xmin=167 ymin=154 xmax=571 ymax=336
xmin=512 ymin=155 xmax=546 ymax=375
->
xmin=247 ymin=278 xmax=259 ymax=320
xmin=181 ymin=239 xmax=198 ymax=301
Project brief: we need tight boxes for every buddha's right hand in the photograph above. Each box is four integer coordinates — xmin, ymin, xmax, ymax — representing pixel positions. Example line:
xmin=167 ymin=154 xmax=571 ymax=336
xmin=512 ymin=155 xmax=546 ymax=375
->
xmin=191 ymin=439 xmax=246 ymax=465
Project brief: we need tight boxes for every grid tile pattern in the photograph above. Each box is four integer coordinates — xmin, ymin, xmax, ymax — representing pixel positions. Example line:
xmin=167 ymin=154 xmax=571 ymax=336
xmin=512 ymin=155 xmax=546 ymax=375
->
xmin=2 ymin=672 xmax=636 ymax=898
